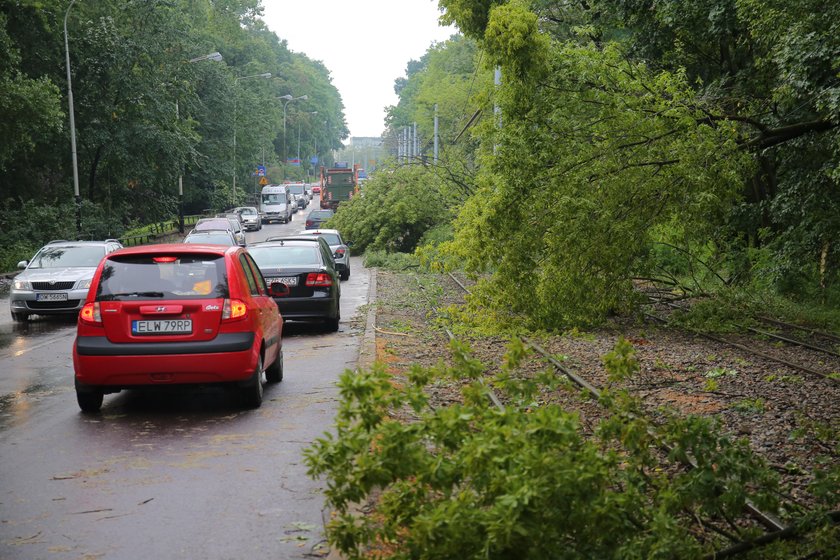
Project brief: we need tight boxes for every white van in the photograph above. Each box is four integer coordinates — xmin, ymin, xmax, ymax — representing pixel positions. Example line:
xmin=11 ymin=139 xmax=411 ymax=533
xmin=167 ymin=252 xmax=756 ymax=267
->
xmin=260 ymin=184 xmax=293 ymax=224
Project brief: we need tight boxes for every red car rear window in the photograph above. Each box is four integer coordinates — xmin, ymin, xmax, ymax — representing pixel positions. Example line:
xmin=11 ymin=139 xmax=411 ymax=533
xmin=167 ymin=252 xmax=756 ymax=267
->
xmin=96 ymin=255 xmax=228 ymax=300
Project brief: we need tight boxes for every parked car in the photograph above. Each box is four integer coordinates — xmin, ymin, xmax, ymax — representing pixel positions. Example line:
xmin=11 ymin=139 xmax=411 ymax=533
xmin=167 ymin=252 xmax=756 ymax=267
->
xmin=9 ymin=239 xmax=123 ymax=322
xmin=183 ymin=229 xmax=238 ymax=246
xmin=72 ymin=243 xmax=287 ymax=412
xmin=293 ymin=229 xmax=351 ymax=280
xmin=194 ymin=217 xmax=246 ymax=246
xmin=233 ymin=206 xmax=262 ymax=231
xmin=304 ymin=209 xmax=334 ymax=230
xmin=247 ymin=237 xmax=341 ymax=331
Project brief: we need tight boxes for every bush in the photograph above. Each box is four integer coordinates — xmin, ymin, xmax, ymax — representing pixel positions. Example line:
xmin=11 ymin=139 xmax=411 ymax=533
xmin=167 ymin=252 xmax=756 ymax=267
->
xmin=327 ymin=165 xmax=451 ymax=254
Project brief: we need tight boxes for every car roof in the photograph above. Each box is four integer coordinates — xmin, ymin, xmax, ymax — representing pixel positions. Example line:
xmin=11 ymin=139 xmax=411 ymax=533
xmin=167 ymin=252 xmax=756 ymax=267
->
xmin=261 ymin=236 xmax=326 ymax=244
xmin=186 ymin=229 xmax=235 ymax=237
xmin=106 ymin=243 xmax=235 ymax=258
xmin=42 ymin=239 xmax=120 ymax=247
xmin=298 ymin=229 xmax=340 ymax=235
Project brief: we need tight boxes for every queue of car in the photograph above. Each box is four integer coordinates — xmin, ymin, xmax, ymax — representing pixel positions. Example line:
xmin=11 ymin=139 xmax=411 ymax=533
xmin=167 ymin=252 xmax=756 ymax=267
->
xmin=8 ymin=204 xmax=353 ymax=414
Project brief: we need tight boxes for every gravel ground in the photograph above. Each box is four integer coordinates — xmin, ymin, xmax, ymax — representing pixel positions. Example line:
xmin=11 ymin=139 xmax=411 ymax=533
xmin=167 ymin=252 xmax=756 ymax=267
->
xmin=371 ymin=269 xmax=840 ymax=524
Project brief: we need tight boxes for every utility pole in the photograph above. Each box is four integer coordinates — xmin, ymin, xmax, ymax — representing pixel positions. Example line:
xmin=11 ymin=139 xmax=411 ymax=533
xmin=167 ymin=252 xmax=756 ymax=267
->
xmin=64 ymin=0 xmax=81 ymax=237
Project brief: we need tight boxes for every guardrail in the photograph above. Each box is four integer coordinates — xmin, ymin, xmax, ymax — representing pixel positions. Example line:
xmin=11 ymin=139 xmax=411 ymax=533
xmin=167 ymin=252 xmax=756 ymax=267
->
xmin=118 ymin=214 xmax=203 ymax=247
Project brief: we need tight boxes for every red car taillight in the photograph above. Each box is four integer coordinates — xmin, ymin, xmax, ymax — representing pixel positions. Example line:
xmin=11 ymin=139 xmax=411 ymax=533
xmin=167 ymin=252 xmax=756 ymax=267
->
xmin=305 ymin=273 xmax=333 ymax=287
xmin=334 ymin=248 xmax=346 ymax=258
xmin=305 ymin=220 xmax=313 ymax=228
xmin=80 ymin=302 xmax=102 ymax=325
xmin=222 ymin=298 xmax=248 ymax=321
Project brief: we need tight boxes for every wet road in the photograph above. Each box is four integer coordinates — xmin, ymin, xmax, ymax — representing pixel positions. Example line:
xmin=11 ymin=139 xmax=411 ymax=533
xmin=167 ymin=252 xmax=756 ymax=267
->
xmin=0 ymin=203 xmax=369 ymax=559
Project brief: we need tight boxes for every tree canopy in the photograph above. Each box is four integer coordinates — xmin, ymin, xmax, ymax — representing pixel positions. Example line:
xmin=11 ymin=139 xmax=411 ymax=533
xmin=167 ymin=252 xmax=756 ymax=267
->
xmin=0 ymin=0 xmax=348 ymax=249
xmin=404 ymin=0 xmax=840 ymax=327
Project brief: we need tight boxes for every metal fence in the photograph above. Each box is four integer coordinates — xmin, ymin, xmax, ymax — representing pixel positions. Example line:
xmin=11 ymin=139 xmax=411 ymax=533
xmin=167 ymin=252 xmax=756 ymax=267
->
xmin=118 ymin=214 xmax=203 ymax=247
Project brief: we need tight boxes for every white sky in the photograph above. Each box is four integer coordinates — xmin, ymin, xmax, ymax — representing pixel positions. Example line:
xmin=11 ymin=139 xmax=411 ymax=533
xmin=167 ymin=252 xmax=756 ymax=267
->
xmin=262 ymin=0 xmax=457 ymax=139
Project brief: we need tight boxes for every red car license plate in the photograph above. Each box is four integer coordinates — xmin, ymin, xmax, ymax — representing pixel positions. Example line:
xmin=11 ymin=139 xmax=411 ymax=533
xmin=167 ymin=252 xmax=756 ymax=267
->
xmin=132 ymin=319 xmax=192 ymax=335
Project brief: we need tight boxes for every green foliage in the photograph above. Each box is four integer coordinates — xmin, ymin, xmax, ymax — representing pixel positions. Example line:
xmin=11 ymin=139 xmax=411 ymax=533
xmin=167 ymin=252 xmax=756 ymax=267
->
xmin=438 ymin=37 xmax=749 ymax=329
xmin=0 ymin=12 xmax=63 ymax=172
xmin=327 ymin=165 xmax=451 ymax=255
xmin=306 ymin=339 xmax=788 ymax=559
xmin=601 ymin=337 xmax=640 ymax=382
xmin=705 ymin=367 xmax=738 ymax=379
xmin=0 ymin=198 xmax=127 ymax=270
xmin=424 ymin=0 xmax=840 ymax=326
xmin=363 ymin=250 xmax=421 ymax=272
xmin=483 ymin=0 xmax=550 ymax=81
xmin=0 ymin=0 xmax=346 ymax=234
xmin=733 ymin=398 xmax=765 ymax=414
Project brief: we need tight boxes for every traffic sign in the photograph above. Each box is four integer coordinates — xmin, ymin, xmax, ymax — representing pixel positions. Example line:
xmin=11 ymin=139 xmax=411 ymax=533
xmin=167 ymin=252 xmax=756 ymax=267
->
xmin=259 ymin=176 xmax=268 ymax=185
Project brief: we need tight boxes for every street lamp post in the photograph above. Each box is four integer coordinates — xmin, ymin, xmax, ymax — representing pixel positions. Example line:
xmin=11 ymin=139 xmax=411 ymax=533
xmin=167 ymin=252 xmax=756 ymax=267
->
xmin=178 ymin=51 xmax=222 ymax=232
xmin=232 ymin=72 xmax=271 ymax=207
xmin=279 ymin=94 xmax=307 ymax=177
xmin=63 ymin=0 xmax=81 ymax=237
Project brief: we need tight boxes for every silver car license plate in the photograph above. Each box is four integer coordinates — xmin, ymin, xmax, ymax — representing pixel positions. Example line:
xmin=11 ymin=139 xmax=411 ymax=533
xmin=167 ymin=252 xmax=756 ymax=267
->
xmin=36 ymin=292 xmax=68 ymax=301
xmin=132 ymin=319 xmax=193 ymax=335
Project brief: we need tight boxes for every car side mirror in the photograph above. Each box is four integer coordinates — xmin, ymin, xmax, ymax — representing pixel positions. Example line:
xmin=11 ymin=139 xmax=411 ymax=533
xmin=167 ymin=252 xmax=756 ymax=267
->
xmin=17 ymin=260 xmax=28 ymax=269
xmin=269 ymin=282 xmax=290 ymax=297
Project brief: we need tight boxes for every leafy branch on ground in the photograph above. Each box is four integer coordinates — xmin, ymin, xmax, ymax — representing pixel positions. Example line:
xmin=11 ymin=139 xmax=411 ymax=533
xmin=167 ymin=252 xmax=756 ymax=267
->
xmin=305 ymin=338 xmax=839 ymax=559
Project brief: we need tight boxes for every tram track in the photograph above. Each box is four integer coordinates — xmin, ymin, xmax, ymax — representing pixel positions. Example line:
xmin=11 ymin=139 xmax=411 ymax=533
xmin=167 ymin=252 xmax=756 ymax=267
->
xmin=643 ymin=297 xmax=840 ymax=384
xmin=382 ymin=274 xmax=838 ymax=558
xmin=442 ymin=272 xmax=789 ymax=535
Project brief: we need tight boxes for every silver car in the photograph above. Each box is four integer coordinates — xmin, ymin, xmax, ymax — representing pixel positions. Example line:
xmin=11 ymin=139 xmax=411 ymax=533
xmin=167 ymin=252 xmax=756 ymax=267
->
xmin=292 ymin=229 xmax=351 ymax=280
xmin=183 ymin=229 xmax=239 ymax=246
xmin=194 ymin=217 xmax=246 ymax=246
xmin=234 ymin=206 xmax=262 ymax=231
xmin=10 ymin=239 xmax=123 ymax=322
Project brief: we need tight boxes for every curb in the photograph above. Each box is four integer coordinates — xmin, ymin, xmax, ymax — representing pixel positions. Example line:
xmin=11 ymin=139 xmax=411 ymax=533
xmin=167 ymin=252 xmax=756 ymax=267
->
xmin=357 ymin=267 xmax=378 ymax=371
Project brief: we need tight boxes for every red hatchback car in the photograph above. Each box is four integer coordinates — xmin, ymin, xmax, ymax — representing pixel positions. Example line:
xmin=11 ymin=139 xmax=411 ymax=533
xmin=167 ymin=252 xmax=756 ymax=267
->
xmin=72 ymin=244 xmax=287 ymax=413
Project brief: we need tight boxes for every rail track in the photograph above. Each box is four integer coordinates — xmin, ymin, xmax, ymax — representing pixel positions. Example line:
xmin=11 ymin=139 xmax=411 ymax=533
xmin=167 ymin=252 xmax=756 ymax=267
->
xmin=643 ymin=297 xmax=840 ymax=384
xmin=390 ymin=271 xmax=839 ymax=557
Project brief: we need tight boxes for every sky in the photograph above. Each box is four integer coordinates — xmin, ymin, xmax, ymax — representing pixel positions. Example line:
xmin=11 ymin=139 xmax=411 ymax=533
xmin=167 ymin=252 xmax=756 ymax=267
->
xmin=262 ymin=0 xmax=457 ymax=139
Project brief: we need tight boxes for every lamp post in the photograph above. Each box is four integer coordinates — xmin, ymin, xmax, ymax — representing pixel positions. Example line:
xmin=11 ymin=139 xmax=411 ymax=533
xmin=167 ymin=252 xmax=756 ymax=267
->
xmin=63 ymin=0 xmax=81 ymax=237
xmin=232 ymin=72 xmax=271 ymax=207
xmin=177 ymin=51 xmax=223 ymax=232
xmin=279 ymin=94 xmax=307 ymax=177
